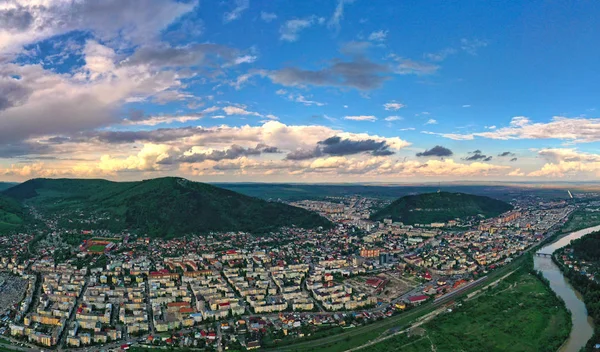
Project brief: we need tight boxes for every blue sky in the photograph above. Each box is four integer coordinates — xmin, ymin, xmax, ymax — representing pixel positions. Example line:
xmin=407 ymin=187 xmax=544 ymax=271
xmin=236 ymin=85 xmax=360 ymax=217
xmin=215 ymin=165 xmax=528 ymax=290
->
xmin=1 ymin=0 xmax=600 ymax=182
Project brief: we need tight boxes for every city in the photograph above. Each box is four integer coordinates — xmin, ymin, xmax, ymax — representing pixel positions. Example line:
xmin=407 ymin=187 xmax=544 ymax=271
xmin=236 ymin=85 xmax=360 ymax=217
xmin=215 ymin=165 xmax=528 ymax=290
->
xmin=0 ymin=185 xmax=588 ymax=351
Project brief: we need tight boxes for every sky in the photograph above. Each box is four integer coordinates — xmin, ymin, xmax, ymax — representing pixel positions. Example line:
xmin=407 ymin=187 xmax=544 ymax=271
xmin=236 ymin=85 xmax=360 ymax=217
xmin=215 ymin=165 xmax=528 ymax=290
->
xmin=1 ymin=0 xmax=600 ymax=183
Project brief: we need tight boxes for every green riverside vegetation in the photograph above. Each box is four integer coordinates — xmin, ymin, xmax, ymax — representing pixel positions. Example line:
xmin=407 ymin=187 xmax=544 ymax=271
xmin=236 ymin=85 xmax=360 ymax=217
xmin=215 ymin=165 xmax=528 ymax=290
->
xmin=370 ymin=191 xmax=513 ymax=225
xmin=560 ymin=209 xmax=600 ymax=233
xmin=2 ymin=177 xmax=332 ymax=237
xmin=358 ymin=258 xmax=571 ymax=352
xmin=557 ymin=230 xmax=600 ymax=350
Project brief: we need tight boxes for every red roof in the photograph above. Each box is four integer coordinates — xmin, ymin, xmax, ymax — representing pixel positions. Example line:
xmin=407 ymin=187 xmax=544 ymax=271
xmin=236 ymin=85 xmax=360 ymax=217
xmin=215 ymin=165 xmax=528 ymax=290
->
xmin=408 ymin=295 xmax=428 ymax=302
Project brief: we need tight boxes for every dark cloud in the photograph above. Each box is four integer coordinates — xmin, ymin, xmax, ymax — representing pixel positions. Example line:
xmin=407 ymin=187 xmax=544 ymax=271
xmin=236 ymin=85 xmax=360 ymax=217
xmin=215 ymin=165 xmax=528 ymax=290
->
xmin=269 ymin=57 xmax=390 ymax=90
xmin=510 ymin=157 xmax=518 ymax=162
xmin=45 ymin=136 xmax=71 ymax=144
xmin=175 ymin=144 xmax=280 ymax=164
xmin=318 ymin=136 xmax=394 ymax=156
xmin=416 ymin=145 xmax=453 ymax=157
xmin=498 ymin=151 xmax=516 ymax=157
xmin=122 ymin=43 xmax=237 ymax=68
xmin=465 ymin=151 xmax=492 ymax=161
xmin=285 ymin=147 xmax=323 ymax=160
xmin=88 ymin=127 xmax=201 ymax=144
xmin=284 ymin=136 xmax=395 ymax=160
xmin=0 ymin=142 xmax=52 ymax=158
xmin=0 ymin=79 xmax=32 ymax=111
xmin=0 ymin=6 xmax=34 ymax=31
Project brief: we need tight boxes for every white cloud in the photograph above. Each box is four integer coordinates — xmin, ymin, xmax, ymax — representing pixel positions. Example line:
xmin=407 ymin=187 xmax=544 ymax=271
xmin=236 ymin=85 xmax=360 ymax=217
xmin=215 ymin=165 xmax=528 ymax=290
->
xmin=328 ymin=0 xmax=355 ymax=32
xmin=233 ymin=55 xmax=257 ymax=65
xmin=384 ymin=102 xmax=405 ymax=111
xmin=399 ymin=127 xmax=415 ymax=131
xmin=0 ymin=0 xmax=197 ymax=55
xmin=223 ymin=0 xmax=249 ymax=23
xmin=425 ymin=119 xmax=438 ymax=125
xmin=344 ymin=115 xmax=377 ymax=122
xmin=508 ymin=168 xmax=525 ymax=177
xmin=423 ymin=48 xmax=457 ymax=62
xmin=368 ymin=30 xmax=388 ymax=42
xmin=288 ymin=94 xmax=325 ymax=106
xmin=437 ymin=116 xmax=600 ymax=143
xmin=462 ymin=104 xmax=471 ymax=108
xmin=280 ymin=16 xmax=320 ymax=42
xmin=260 ymin=11 xmax=277 ymax=22
xmin=385 ymin=116 xmax=403 ymax=122
xmin=124 ymin=114 xmax=202 ymax=126
xmin=461 ymin=38 xmax=488 ymax=55
xmin=222 ymin=106 xmax=261 ymax=116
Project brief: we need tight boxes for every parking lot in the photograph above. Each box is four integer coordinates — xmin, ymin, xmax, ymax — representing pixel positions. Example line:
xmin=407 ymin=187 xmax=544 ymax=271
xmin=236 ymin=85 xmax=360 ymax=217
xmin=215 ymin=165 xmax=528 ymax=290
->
xmin=0 ymin=273 xmax=27 ymax=314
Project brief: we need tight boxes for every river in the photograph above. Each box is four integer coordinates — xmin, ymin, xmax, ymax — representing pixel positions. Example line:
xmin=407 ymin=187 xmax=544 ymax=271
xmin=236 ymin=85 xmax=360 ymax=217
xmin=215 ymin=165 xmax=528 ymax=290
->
xmin=534 ymin=224 xmax=600 ymax=352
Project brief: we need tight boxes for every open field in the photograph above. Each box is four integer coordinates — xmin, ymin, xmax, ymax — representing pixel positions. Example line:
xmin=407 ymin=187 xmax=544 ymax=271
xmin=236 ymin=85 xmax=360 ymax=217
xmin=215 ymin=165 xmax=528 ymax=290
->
xmin=345 ymin=272 xmax=418 ymax=303
xmin=87 ymin=244 xmax=107 ymax=252
xmin=357 ymin=265 xmax=570 ymax=352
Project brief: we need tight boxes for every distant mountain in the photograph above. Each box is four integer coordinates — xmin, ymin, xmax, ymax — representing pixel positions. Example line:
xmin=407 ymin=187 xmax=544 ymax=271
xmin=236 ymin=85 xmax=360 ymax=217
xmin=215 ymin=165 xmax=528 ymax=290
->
xmin=370 ymin=192 xmax=513 ymax=225
xmin=0 ymin=194 xmax=25 ymax=233
xmin=3 ymin=177 xmax=331 ymax=237
xmin=0 ymin=182 xmax=17 ymax=192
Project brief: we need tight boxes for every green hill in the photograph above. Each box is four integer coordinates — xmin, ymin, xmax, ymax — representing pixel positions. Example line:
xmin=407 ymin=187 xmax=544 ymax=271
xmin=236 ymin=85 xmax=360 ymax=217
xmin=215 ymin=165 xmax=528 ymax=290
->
xmin=3 ymin=177 xmax=332 ymax=237
xmin=0 ymin=182 xmax=17 ymax=191
xmin=370 ymin=192 xmax=512 ymax=225
xmin=0 ymin=194 xmax=25 ymax=233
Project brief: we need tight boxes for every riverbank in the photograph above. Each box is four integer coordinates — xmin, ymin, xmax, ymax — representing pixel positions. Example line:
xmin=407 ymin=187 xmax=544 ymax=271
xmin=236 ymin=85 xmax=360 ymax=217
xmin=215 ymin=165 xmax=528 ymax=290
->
xmin=354 ymin=257 xmax=571 ymax=352
xmin=552 ymin=231 xmax=600 ymax=351
xmin=534 ymin=225 xmax=600 ymax=352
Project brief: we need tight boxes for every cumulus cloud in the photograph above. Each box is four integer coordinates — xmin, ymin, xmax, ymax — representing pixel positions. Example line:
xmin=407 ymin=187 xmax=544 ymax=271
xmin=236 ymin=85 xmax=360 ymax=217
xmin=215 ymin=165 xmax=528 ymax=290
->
xmin=416 ymin=146 xmax=453 ymax=157
xmin=526 ymin=148 xmax=600 ymax=178
xmin=425 ymin=119 xmax=438 ymax=125
xmin=175 ymin=143 xmax=280 ymax=164
xmin=0 ymin=0 xmax=197 ymax=54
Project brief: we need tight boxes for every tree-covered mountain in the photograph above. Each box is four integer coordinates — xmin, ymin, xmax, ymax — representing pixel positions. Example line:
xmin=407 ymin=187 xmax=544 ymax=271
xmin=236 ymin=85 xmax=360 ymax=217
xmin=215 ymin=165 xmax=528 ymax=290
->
xmin=3 ymin=177 xmax=331 ymax=237
xmin=0 ymin=194 xmax=25 ymax=233
xmin=0 ymin=182 xmax=17 ymax=191
xmin=370 ymin=191 xmax=513 ymax=225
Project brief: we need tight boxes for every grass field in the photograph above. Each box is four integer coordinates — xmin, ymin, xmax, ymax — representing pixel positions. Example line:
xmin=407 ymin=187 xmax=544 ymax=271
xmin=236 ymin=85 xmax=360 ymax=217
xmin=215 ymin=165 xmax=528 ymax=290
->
xmin=561 ymin=209 xmax=600 ymax=233
xmin=358 ymin=266 xmax=570 ymax=352
xmin=88 ymin=244 xmax=107 ymax=252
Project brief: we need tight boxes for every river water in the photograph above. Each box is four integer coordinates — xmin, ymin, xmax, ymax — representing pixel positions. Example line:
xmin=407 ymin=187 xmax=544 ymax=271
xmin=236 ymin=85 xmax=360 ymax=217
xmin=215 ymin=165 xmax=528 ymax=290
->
xmin=534 ymin=224 xmax=600 ymax=352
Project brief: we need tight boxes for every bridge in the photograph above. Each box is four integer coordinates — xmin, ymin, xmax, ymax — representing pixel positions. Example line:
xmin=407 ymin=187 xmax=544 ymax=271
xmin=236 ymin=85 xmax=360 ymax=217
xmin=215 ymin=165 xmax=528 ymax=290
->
xmin=535 ymin=252 xmax=553 ymax=257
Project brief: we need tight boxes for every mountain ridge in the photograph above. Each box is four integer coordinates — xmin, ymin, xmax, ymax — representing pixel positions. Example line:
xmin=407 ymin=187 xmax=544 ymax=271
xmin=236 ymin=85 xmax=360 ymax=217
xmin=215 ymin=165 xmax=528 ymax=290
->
xmin=370 ymin=191 xmax=513 ymax=225
xmin=2 ymin=177 xmax=332 ymax=237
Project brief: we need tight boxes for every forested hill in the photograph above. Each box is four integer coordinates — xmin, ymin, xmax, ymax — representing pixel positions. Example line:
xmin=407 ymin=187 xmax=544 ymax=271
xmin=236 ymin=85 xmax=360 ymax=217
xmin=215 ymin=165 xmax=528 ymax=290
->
xmin=0 ymin=182 xmax=17 ymax=191
xmin=370 ymin=191 xmax=513 ymax=225
xmin=2 ymin=177 xmax=332 ymax=237
xmin=0 ymin=194 xmax=26 ymax=233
